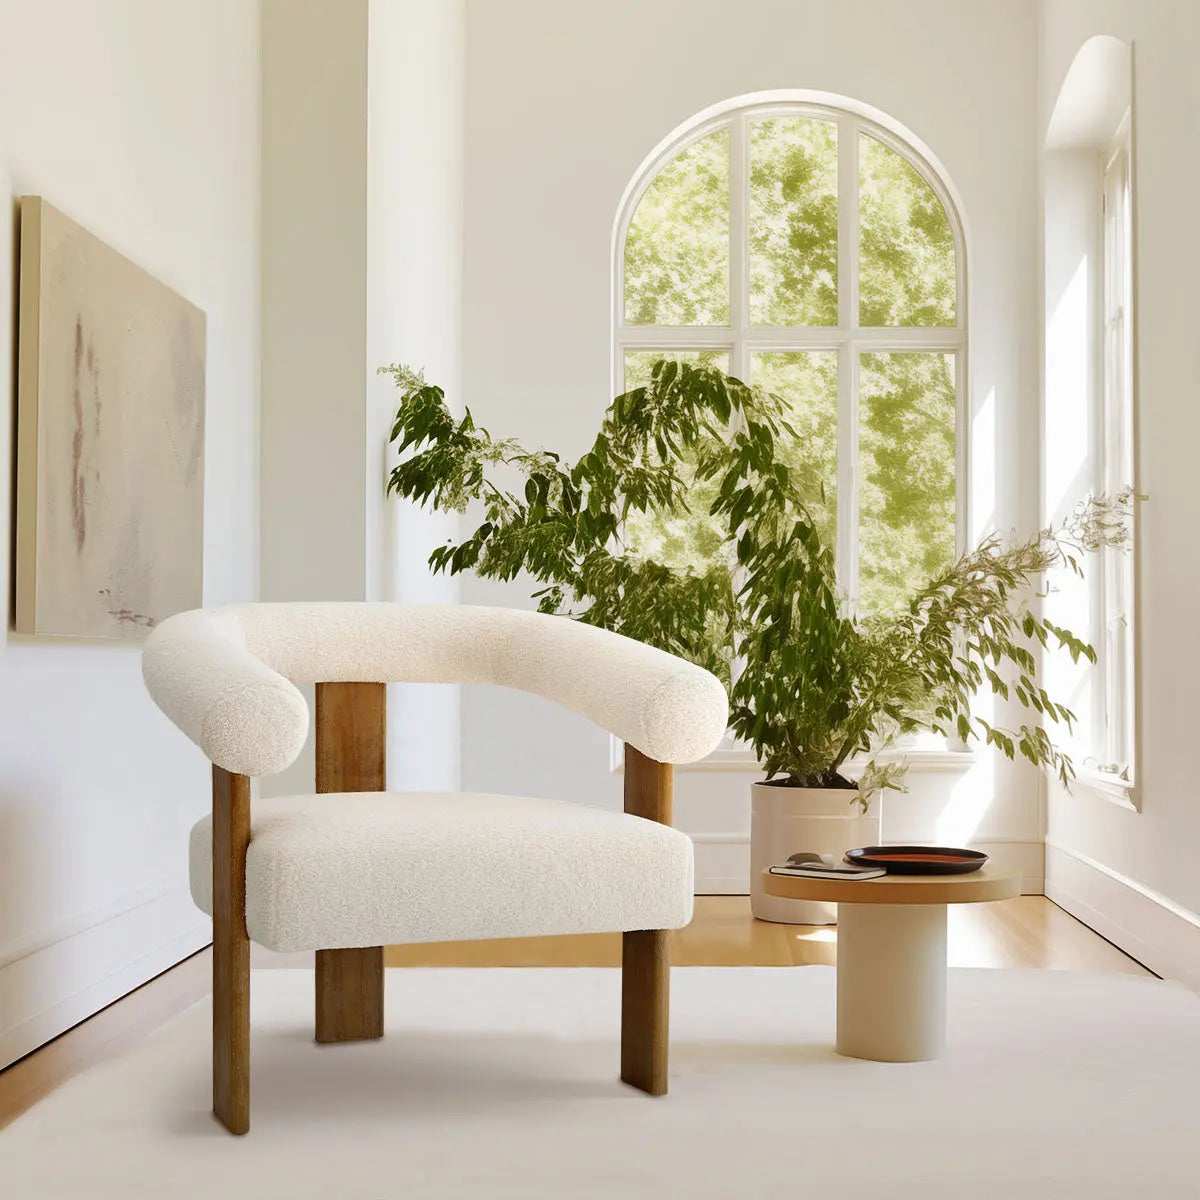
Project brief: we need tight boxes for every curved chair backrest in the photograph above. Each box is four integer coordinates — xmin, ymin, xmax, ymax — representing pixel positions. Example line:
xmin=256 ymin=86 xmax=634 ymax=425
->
xmin=142 ymin=603 xmax=728 ymax=777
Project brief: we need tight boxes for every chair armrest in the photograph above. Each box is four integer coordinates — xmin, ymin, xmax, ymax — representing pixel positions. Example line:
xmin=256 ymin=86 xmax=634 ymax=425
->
xmin=142 ymin=603 xmax=728 ymax=775
xmin=142 ymin=610 xmax=310 ymax=777
xmin=495 ymin=610 xmax=728 ymax=765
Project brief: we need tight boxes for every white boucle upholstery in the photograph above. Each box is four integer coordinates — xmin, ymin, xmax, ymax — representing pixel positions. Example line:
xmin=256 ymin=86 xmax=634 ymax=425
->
xmin=143 ymin=603 xmax=728 ymax=776
xmin=189 ymin=791 xmax=695 ymax=952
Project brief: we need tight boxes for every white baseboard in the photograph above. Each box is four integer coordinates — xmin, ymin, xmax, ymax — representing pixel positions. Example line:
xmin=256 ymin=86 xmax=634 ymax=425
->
xmin=1046 ymin=840 xmax=1200 ymax=989
xmin=694 ymin=835 xmax=1043 ymax=896
xmin=0 ymin=886 xmax=210 ymax=1069
xmin=692 ymin=834 xmax=752 ymax=895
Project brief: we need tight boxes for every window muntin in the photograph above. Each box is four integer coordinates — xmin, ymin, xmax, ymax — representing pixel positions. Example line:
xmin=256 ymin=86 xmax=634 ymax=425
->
xmin=616 ymin=102 xmax=965 ymax=618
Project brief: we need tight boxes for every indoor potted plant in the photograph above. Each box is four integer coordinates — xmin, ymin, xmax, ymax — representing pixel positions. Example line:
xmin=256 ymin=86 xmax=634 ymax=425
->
xmin=730 ymin=484 xmax=1130 ymax=920
xmin=383 ymin=360 xmax=1131 ymax=923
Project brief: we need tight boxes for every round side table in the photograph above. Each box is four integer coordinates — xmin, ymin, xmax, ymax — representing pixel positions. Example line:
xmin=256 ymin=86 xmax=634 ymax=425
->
xmin=763 ymin=866 xmax=1021 ymax=1062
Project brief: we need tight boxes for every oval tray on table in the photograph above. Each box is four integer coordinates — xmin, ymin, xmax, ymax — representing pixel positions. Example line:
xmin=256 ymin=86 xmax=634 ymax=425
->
xmin=845 ymin=846 xmax=988 ymax=875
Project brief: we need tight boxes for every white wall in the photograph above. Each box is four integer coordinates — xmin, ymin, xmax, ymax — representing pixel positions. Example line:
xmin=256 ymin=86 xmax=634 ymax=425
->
xmin=367 ymin=0 xmax=465 ymax=791
xmin=0 ymin=0 xmax=261 ymax=1066
xmin=1040 ymin=147 xmax=1104 ymax=770
xmin=259 ymin=0 xmax=368 ymax=797
xmin=1040 ymin=0 xmax=1200 ymax=986
xmin=261 ymin=0 xmax=368 ymax=607
xmin=458 ymin=0 xmax=1043 ymax=891
xmin=260 ymin=0 xmax=464 ymax=797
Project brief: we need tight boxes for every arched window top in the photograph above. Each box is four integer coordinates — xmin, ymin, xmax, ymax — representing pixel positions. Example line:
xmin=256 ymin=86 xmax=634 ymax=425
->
xmin=615 ymin=92 xmax=967 ymax=338
xmin=613 ymin=92 xmax=968 ymax=619
xmin=1046 ymin=35 xmax=1132 ymax=151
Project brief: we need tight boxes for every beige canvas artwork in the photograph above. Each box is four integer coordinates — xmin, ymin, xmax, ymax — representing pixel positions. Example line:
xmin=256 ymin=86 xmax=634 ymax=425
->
xmin=15 ymin=197 xmax=205 ymax=639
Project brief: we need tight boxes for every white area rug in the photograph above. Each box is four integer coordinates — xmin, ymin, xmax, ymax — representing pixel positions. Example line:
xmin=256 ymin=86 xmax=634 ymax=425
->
xmin=4 ymin=967 xmax=1199 ymax=1199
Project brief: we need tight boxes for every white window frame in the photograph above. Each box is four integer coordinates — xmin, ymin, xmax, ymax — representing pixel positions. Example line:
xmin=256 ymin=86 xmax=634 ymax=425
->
xmin=611 ymin=96 xmax=969 ymax=769
xmin=613 ymin=99 xmax=967 ymax=611
xmin=1091 ymin=110 xmax=1137 ymax=795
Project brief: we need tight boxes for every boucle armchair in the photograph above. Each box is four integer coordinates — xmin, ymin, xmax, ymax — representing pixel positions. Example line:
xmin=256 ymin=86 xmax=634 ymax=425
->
xmin=142 ymin=602 xmax=728 ymax=1134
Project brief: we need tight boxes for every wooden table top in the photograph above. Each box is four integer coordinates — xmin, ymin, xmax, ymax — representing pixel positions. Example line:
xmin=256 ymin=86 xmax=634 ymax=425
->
xmin=761 ymin=864 xmax=1021 ymax=906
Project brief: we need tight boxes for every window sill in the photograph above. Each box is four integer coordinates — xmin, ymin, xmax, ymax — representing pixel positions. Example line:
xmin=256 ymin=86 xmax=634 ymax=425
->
xmin=611 ymin=741 xmax=976 ymax=775
xmin=1075 ymin=768 xmax=1139 ymax=812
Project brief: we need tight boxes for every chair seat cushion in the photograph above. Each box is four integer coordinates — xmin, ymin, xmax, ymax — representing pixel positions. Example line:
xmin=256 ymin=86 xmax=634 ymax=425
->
xmin=190 ymin=791 xmax=694 ymax=953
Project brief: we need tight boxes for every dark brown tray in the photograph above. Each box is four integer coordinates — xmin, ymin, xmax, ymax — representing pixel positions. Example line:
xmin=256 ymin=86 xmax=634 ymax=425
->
xmin=845 ymin=845 xmax=989 ymax=875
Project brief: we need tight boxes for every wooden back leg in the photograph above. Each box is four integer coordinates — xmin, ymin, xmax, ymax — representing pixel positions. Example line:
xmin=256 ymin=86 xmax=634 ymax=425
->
xmin=620 ymin=746 xmax=673 ymax=1095
xmin=212 ymin=766 xmax=251 ymax=1133
xmin=314 ymin=681 xmax=386 ymax=1043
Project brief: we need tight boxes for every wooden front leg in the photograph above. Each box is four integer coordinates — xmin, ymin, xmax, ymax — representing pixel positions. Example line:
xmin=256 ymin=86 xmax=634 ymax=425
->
xmin=313 ymin=681 xmax=386 ymax=1042
xmin=212 ymin=765 xmax=251 ymax=1134
xmin=316 ymin=947 xmax=385 ymax=1043
xmin=620 ymin=745 xmax=673 ymax=1095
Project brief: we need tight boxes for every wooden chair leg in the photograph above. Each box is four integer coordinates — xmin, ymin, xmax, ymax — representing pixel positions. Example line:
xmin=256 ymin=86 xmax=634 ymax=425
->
xmin=621 ymin=928 xmax=670 ymax=1095
xmin=314 ymin=681 xmax=387 ymax=1043
xmin=212 ymin=766 xmax=251 ymax=1134
xmin=315 ymin=947 xmax=385 ymax=1042
xmin=621 ymin=746 xmax=674 ymax=1095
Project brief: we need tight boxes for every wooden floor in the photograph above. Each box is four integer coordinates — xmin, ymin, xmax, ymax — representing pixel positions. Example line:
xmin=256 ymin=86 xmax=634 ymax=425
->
xmin=387 ymin=894 xmax=1151 ymax=970
xmin=0 ymin=896 xmax=1149 ymax=1129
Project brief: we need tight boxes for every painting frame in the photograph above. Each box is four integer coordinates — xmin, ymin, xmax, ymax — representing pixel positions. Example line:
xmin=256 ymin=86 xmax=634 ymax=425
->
xmin=15 ymin=197 xmax=206 ymax=639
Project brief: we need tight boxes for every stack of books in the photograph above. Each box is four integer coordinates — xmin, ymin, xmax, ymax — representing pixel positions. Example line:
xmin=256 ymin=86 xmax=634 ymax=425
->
xmin=768 ymin=852 xmax=885 ymax=881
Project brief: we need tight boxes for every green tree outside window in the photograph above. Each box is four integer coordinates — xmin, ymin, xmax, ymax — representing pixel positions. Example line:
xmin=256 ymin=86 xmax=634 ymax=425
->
xmin=619 ymin=106 xmax=960 ymax=618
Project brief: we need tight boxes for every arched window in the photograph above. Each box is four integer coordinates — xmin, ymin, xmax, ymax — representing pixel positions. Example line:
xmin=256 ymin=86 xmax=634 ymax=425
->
xmin=1043 ymin=38 xmax=1137 ymax=796
xmin=614 ymin=95 xmax=966 ymax=617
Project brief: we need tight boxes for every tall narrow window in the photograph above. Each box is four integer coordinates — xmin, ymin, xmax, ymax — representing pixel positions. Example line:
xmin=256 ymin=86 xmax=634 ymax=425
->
xmin=1100 ymin=113 xmax=1135 ymax=779
xmin=1044 ymin=35 xmax=1138 ymax=801
xmin=615 ymin=100 xmax=965 ymax=619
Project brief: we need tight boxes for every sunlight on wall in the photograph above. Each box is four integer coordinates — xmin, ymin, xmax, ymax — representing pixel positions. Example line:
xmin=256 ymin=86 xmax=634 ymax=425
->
xmin=936 ymin=753 xmax=997 ymax=846
xmin=1042 ymin=245 xmax=1098 ymax=756
xmin=1042 ymin=253 xmax=1096 ymax=755
xmin=970 ymin=386 xmax=997 ymax=542
xmin=942 ymin=382 xmax=1002 ymax=846
xmin=1044 ymin=254 xmax=1091 ymax=519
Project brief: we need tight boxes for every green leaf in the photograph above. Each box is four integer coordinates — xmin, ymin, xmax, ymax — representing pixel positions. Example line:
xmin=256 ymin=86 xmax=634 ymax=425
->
xmin=382 ymin=356 xmax=1132 ymax=794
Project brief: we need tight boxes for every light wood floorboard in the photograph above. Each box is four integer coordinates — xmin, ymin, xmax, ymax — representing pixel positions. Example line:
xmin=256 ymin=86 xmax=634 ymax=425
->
xmin=0 ymin=896 xmax=1150 ymax=1129
xmin=0 ymin=949 xmax=212 ymax=1131
xmin=385 ymin=895 xmax=1151 ymax=971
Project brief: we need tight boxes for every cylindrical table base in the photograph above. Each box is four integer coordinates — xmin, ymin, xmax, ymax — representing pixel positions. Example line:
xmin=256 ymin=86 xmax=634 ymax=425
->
xmin=836 ymin=901 xmax=948 ymax=1062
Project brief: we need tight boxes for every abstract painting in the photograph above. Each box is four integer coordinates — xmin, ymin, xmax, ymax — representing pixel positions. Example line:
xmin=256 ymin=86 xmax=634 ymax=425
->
xmin=15 ymin=197 xmax=205 ymax=639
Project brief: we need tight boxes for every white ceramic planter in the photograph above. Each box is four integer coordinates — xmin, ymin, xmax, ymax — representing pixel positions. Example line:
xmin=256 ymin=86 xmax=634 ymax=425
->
xmin=749 ymin=781 xmax=880 ymax=925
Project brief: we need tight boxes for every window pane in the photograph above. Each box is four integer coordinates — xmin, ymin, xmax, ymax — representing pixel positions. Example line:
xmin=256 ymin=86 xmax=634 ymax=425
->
xmin=624 ymin=130 xmax=730 ymax=326
xmin=859 ymin=134 xmax=955 ymax=326
xmin=749 ymin=118 xmax=838 ymax=326
xmin=750 ymin=351 xmax=838 ymax=551
xmin=858 ymin=353 xmax=956 ymax=615
xmin=622 ymin=348 xmax=730 ymax=390
xmin=621 ymin=350 xmax=731 ymax=571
